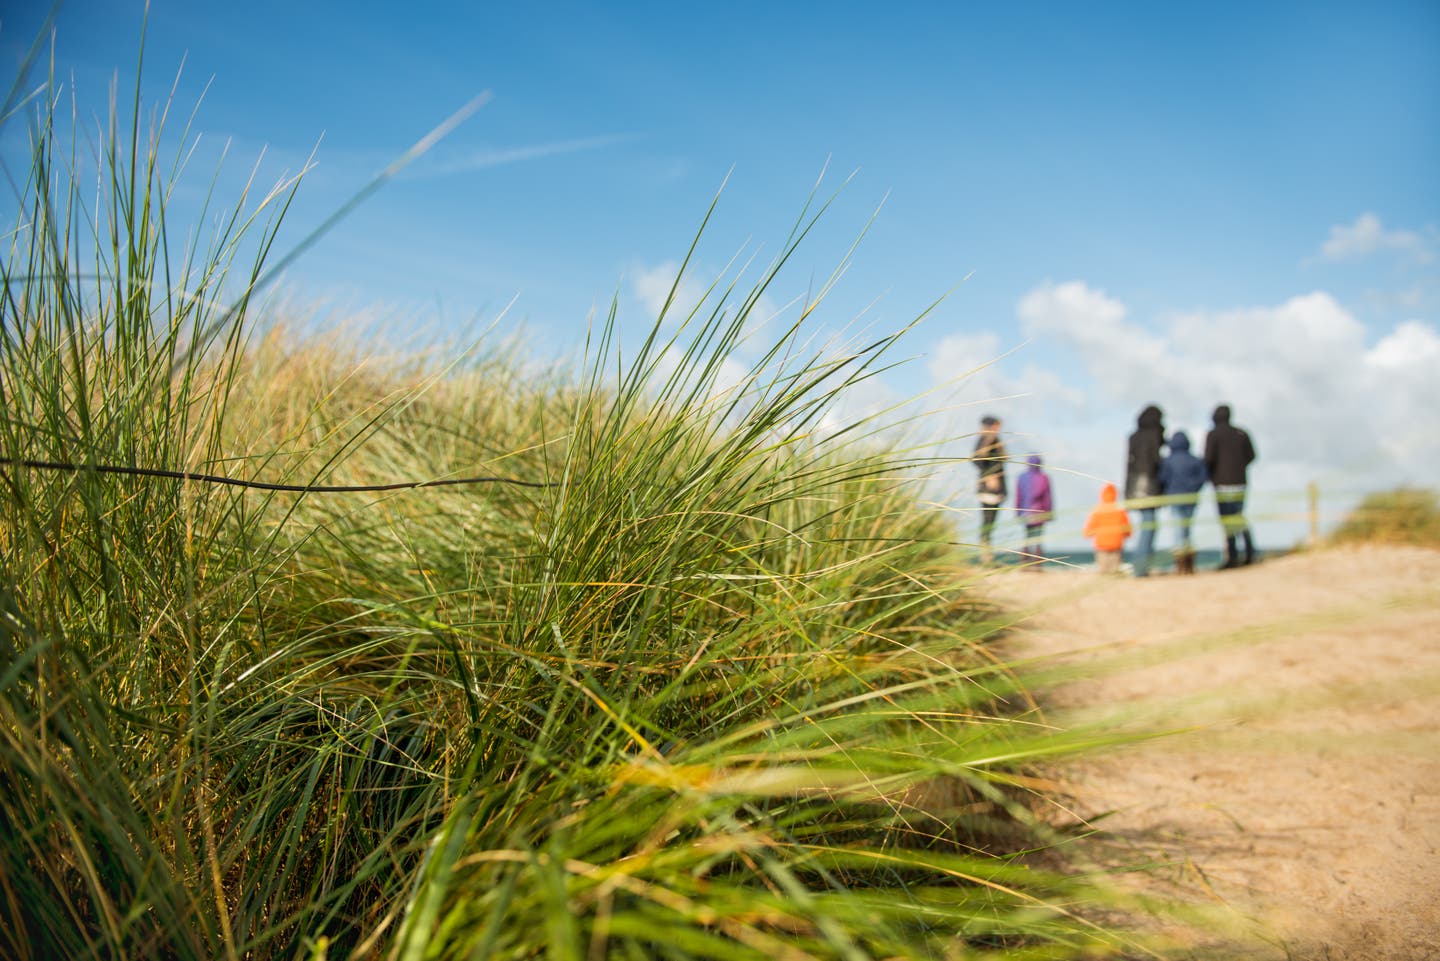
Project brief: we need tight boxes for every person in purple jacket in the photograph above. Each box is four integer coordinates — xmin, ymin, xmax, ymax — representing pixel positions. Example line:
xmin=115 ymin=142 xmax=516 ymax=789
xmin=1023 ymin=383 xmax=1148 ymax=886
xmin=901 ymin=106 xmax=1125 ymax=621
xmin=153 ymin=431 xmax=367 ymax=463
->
xmin=1014 ymin=454 xmax=1054 ymax=569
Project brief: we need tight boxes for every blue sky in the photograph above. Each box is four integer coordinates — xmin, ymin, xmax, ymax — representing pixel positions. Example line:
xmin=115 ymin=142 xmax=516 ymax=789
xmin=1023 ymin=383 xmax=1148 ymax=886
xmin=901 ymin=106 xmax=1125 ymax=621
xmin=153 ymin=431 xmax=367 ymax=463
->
xmin=3 ymin=1 xmax=1438 ymax=551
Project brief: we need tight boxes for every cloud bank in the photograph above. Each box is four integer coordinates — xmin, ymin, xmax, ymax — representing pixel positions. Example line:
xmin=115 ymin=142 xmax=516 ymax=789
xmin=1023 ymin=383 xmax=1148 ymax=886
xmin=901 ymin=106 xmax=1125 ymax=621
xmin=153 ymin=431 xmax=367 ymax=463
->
xmin=1016 ymin=281 xmax=1439 ymax=482
xmin=623 ymin=215 xmax=1439 ymax=550
xmin=923 ymin=277 xmax=1439 ymax=549
xmin=1318 ymin=212 xmax=1432 ymax=264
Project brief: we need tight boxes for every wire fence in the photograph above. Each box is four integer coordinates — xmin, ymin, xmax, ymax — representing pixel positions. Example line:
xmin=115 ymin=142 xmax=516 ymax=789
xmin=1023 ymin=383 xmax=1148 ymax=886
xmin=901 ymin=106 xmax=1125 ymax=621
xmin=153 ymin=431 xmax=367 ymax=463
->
xmin=0 ymin=457 xmax=556 ymax=493
xmin=2 ymin=456 xmax=1429 ymax=569
xmin=965 ymin=481 xmax=1427 ymax=564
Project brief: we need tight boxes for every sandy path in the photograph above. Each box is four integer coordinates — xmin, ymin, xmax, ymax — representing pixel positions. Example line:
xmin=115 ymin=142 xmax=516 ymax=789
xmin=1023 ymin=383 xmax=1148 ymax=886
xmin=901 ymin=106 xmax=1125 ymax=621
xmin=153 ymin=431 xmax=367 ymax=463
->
xmin=985 ymin=546 xmax=1440 ymax=960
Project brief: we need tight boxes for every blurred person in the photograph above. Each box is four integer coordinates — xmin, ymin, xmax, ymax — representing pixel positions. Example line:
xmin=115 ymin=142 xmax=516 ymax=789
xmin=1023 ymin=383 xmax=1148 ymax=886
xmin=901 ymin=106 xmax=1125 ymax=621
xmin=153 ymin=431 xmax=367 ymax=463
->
xmin=1014 ymin=454 xmax=1053 ymax=569
xmin=973 ymin=415 xmax=1007 ymax=564
xmin=1204 ymin=404 xmax=1257 ymax=569
xmin=1083 ymin=482 xmax=1132 ymax=575
xmin=1158 ymin=430 xmax=1209 ymax=574
xmin=1125 ymin=404 xmax=1166 ymax=576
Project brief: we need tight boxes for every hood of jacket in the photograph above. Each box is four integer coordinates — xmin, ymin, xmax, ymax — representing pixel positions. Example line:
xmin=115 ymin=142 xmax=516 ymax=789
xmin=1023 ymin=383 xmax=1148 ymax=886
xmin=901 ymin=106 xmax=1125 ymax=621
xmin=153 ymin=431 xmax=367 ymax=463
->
xmin=1100 ymin=482 xmax=1117 ymax=503
xmin=1137 ymin=405 xmax=1164 ymax=431
xmin=1027 ymin=454 xmax=1043 ymax=468
xmin=1212 ymin=404 xmax=1232 ymax=427
xmin=1169 ymin=431 xmax=1191 ymax=453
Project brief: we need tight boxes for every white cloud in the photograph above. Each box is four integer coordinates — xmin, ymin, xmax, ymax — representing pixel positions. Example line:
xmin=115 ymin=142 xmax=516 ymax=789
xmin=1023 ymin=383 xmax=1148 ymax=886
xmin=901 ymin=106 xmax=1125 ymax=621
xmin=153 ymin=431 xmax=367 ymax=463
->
xmin=1362 ymin=320 xmax=1440 ymax=469
xmin=813 ymin=362 xmax=907 ymax=440
xmin=1006 ymin=280 xmax=1440 ymax=541
xmin=925 ymin=331 xmax=1087 ymax=431
xmin=629 ymin=260 xmax=897 ymax=445
xmin=1018 ymin=279 xmax=1128 ymax=330
xmin=1366 ymin=318 xmax=1440 ymax=370
xmin=926 ymin=331 xmax=1007 ymax=391
xmin=1017 ymin=280 xmax=1178 ymax=408
xmin=633 ymin=260 xmax=691 ymax=321
xmin=649 ymin=342 xmax=752 ymax=405
xmin=1318 ymin=212 xmax=1430 ymax=264
xmin=631 ymin=259 xmax=787 ymax=335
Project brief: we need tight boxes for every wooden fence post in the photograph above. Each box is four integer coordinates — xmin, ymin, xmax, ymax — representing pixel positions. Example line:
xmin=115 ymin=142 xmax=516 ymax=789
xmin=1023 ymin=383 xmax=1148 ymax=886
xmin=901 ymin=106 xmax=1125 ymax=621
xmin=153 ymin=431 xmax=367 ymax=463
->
xmin=1308 ymin=481 xmax=1320 ymax=546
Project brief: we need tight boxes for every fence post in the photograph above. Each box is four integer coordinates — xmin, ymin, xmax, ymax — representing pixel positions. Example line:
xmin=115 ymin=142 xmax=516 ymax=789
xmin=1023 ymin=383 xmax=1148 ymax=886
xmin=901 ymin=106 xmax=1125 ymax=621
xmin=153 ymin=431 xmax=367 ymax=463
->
xmin=1307 ymin=481 xmax=1320 ymax=546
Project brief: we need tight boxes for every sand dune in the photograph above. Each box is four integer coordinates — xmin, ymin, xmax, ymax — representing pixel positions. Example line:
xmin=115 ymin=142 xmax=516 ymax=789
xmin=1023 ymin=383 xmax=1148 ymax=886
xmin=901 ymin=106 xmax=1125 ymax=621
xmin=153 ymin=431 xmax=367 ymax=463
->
xmin=988 ymin=546 xmax=1440 ymax=960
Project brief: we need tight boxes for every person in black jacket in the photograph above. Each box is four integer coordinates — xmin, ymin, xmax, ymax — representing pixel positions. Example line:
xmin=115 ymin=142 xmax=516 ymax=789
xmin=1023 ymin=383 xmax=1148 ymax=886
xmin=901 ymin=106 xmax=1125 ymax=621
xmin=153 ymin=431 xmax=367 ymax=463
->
xmin=1124 ymin=404 xmax=1166 ymax=576
xmin=1204 ymin=404 xmax=1257 ymax=569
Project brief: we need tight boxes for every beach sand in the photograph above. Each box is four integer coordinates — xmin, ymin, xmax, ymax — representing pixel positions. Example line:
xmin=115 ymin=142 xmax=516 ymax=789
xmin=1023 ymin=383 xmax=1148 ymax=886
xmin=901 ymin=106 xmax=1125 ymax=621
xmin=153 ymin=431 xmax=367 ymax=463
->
xmin=986 ymin=545 xmax=1440 ymax=960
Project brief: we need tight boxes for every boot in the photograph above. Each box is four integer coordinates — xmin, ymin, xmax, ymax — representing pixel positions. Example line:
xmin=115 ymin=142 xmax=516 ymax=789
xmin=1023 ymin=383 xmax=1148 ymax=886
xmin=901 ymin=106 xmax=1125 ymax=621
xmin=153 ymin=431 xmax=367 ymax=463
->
xmin=1219 ymin=536 xmax=1239 ymax=570
xmin=1176 ymin=551 xmax=1195 ymax=575
xmin=1242 ymin=530 xmax=1256 ymax=566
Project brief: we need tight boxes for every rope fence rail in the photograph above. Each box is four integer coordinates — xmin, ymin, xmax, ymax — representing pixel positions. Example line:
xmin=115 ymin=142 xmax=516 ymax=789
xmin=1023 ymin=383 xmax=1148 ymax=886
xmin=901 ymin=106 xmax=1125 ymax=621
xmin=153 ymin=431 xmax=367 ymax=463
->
xmin=2 ymin=457 xmax=1430 ymax=561
xmin=964 ymin=481 xmax=1436 ymax=564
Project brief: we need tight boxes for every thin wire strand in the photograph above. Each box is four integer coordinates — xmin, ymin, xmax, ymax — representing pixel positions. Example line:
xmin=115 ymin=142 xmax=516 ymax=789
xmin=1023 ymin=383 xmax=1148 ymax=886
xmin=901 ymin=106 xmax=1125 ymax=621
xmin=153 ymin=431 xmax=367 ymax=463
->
xmin=0 ymin=458 xmax=556 ymax=492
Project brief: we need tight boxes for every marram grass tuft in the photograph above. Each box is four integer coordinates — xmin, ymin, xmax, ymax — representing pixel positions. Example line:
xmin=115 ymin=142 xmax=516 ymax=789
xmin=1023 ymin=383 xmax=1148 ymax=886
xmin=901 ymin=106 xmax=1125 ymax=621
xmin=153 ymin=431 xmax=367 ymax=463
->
xmin=0 ymin=33 xmax=1162 ymax=961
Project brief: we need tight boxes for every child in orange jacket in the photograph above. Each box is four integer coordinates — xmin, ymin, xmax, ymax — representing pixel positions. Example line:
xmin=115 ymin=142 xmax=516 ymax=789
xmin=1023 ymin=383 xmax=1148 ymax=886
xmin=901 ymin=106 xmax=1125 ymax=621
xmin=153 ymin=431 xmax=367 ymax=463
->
xmin=1083 ymin=483 xmax=1132 ymax=574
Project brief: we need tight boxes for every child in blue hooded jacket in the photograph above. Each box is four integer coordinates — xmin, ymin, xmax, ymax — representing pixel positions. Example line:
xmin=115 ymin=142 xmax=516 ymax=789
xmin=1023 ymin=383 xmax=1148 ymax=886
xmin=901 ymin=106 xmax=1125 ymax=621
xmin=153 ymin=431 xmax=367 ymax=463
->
xmin=1158 ymin=430 xmax=1209 ymax=573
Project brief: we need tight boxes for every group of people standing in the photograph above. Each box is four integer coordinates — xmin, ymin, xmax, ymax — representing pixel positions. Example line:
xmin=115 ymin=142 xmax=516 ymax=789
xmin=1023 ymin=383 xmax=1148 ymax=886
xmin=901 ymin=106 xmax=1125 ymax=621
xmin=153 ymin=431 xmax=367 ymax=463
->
xmin=973 ymin=416 xmax=1053 ymax=566
xmin=1107 ymin=403 xmax=1257 ymax=574
xmin=972 ymin=405 xmax=1258 ymax=574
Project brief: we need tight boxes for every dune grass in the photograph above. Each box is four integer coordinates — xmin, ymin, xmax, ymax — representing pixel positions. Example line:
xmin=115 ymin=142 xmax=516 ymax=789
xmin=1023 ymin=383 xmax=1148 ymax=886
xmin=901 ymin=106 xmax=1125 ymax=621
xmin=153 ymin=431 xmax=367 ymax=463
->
xmin=0 ymin=41 xmax=1159 ymax=961
xmin=1329 ymin=487 xmax=1440 ymax=549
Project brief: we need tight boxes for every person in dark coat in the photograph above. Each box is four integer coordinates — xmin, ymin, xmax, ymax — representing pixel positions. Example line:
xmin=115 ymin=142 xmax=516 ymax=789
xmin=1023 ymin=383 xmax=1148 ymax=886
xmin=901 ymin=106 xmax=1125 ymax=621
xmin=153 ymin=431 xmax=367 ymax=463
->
xmin=974 ymin=415 xmax=1007 ymax=564
xmin=1124 ymin=404 xmax=1166 ymax=576
xmin=1158 ymin=430 xmax=1209 ymax=574
xmin=1203 ymin=404 xmax=1257 ymax=568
